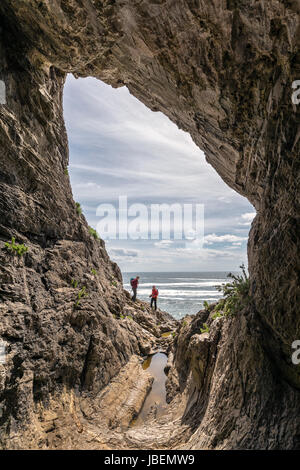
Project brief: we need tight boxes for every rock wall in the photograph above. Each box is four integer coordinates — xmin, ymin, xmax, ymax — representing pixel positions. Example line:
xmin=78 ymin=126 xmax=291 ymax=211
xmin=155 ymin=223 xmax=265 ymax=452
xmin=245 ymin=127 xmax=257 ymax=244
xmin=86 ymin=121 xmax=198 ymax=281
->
xmin=0 ymin=0 xmax=299 ymax=449
xmin=0 ymin=5 xmax=177 ymax=447
xmin=165 ymin=307 xmax=300 ymax=449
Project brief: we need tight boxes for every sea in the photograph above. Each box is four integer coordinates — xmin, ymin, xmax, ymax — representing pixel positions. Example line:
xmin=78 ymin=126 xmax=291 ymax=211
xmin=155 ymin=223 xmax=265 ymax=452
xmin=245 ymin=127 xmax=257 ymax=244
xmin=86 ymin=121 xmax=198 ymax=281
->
xmin=122 ymin=272 xmax=229 ymax=320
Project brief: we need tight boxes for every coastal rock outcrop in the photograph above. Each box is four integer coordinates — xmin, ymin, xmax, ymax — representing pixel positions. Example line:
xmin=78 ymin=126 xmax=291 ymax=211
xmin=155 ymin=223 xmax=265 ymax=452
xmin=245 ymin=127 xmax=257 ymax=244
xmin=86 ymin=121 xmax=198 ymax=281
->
xmin=0 ymin=0 xmax=299 ymax=449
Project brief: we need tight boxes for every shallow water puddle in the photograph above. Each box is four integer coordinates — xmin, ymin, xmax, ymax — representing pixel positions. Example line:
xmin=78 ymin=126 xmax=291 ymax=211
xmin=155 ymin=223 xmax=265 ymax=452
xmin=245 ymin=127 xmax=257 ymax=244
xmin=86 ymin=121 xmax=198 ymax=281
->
xmin=161 ymin=331 xmax=172 ymax=337
xmin=133 ymin=352 xmax=168 ymax=426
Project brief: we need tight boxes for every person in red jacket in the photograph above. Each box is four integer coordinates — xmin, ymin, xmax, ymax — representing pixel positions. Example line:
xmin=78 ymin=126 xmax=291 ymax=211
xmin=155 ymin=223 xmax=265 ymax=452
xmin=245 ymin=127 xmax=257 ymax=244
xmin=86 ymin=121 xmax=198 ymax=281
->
xmin=130 ymin=276 xmax=139 ymax=301
xmin=149 ymin=285 xmax=159 ymax=310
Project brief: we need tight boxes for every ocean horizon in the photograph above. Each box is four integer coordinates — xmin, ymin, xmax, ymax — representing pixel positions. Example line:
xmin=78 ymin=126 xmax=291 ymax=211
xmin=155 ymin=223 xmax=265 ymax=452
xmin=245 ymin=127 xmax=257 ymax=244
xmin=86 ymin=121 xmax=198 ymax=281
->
xmin=122 ymin=271 xmax=232 ymax=320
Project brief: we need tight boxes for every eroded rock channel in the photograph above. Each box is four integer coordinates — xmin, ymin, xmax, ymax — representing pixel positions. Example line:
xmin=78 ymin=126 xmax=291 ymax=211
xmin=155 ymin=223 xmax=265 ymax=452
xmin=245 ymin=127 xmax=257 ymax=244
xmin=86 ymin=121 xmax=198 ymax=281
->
xmin=132 ymin=352 xmax=168 ymax=427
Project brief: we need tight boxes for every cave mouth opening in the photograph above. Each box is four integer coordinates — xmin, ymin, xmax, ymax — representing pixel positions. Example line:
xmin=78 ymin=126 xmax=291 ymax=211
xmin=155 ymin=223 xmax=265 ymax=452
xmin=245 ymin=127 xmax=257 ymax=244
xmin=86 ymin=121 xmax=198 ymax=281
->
xmin=63 ymin=74 xmax=254 ymax=319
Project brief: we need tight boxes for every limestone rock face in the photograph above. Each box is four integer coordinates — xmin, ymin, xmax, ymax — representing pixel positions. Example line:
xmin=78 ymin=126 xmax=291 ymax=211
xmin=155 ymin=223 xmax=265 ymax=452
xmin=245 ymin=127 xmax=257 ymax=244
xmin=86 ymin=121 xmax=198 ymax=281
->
xmin=0 ymin=0 xmax=299 ymax=449
xmin=166 ymin=309 xmax=300 ymax=449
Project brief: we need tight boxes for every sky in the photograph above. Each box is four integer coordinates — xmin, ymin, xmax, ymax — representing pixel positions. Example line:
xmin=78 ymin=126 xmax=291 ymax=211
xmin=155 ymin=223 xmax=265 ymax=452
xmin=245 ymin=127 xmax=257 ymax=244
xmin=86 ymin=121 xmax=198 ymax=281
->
xmin=63 ymin=75 xmax=255 ymax=272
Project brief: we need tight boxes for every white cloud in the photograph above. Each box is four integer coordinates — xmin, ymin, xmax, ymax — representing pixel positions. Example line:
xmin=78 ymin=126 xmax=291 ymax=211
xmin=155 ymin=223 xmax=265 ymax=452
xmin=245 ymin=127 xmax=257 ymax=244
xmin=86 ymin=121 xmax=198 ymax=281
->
xmin=174 ymin=246 xmax=242 ymax=260
xmin=63 ymin=75 xmax=254 ymax=271
xmin=109 ymin=248 xmax=139 ymax=257
xmin=238 ymin=212 xmax=256 ymax=226
xmin=204 ymin=233 xmax=248 ymax=244
xmin=154 ymin=240 xmax=174 ymax=248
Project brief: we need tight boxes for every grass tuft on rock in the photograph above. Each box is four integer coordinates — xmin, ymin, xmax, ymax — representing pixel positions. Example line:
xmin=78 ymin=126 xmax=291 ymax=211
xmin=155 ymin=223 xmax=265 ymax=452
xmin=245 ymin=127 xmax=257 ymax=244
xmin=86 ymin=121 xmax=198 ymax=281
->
xmin=88 ymin=226 xmax=100 ymax=240
xmin=200 ymin=323 xmax=210 ymax=334
xmin=214 ymin=263 xmax=250 ymax=317
xmin=5 ymin=237 xmax=28 ymax=256
xmin=75 ymin=202 xmax=82 ymax=215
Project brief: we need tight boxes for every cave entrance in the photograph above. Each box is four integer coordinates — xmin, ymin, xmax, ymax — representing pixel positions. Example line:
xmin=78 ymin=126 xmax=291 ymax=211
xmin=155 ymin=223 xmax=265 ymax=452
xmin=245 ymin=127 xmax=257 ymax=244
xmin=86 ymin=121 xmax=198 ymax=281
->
xmin=63 ymin=75 xmax=254 ymax=320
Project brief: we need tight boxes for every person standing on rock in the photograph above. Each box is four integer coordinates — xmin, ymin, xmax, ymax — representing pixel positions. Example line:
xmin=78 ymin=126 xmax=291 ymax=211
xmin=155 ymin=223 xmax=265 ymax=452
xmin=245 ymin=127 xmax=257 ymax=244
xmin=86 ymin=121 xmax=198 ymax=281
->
xmin=130 ymin=276 xmax=139 ymax=301
xmin=149 ymin=286 xmax=159 ymax=310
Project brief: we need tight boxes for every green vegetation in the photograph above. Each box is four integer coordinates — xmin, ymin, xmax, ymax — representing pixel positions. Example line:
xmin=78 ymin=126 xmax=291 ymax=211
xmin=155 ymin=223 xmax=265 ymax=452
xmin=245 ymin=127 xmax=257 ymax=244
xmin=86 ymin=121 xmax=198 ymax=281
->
xmin=71 ymin=279 xmax=88 ymax=307
xmin=111 ymin=280 xmax=118 ymax=287
xmin=200 ymin=323 xmax=210 ymax=334
xmin=114 ymin=312 xmax=134 ymax=321
xmin=71 ymin=279 xmax=79 ymax=288
xmin=89 ymin=226 xmax=100 ymax=240
xmin=91 ymin=268 xmax=97 ymax=276
xmin=215 ymin=263 xmax=250 ymax=317
xmin=203 ymin=300 xmax=210 ymax=310
xmin=118 ymin=313 xmax=132 ymax=320
xmin=5 ymin=237 xmax=28 ymax=256
xmin=75 ymin=202 xmax=82 ymax=215
xmin=75 ymin=286 xmax=87 ymax=307
xmin=64 ymin=168 xmax=69 ymax=176
xmin=212 ymin=311 xmax=223 ymax=320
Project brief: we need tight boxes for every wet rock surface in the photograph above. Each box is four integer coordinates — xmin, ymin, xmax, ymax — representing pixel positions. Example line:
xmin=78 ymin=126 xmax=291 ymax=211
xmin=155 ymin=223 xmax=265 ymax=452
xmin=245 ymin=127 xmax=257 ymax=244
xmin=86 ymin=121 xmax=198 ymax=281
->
xmin=0 ymin=0 xmax=299 ymax=449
